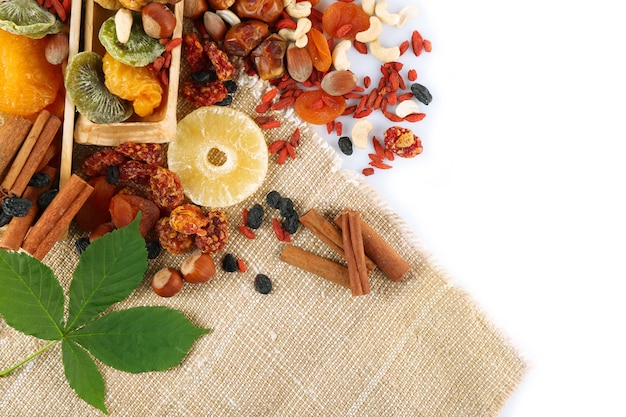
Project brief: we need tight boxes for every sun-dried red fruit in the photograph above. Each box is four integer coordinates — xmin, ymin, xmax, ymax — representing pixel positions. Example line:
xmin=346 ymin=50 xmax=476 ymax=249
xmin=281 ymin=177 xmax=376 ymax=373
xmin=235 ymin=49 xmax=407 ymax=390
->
xmin=155 ymin=216 xmax=194 ymax=255
xmin=118 ymin=160 xmax=158 ymax=186
xmin=182 ymin=79 xmax=229 ymax=107
xmin=75 ymin=176 xmax=116 ymax=232
xmin=81 ymin=149 xmax=127 ymax=177
xmin=294 ymin=89 xmax=346 ymax=125
xmin=322 ymin=2 xmax=370 ymax=40
xmin=114 ymin=142 xmax=164 ymax=166
xmin=383 ymin=126 xmax=423 ymax=158
xmin=169 ymin=204 xmax=210 ymax=236
xmin=195 ymin=208 xmax=228 ymax=254
xmin=148 ymin=167 xmax=185 ymax=212
xmin=203 ymin=40 xmax=237 ymax=81
xmin=109 ymin=194 xmax=160 ymax=236
xmin=183 ymin=32 xmax=208 ymax=72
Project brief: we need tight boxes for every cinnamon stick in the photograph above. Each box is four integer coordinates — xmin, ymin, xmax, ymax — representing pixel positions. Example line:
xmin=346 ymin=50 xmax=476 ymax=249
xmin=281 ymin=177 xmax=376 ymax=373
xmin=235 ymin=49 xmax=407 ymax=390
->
xmin=280 ymin=244 xmax=350 ymax=289
xmin=335 ymin=211 xmax=411 ymax=282
xmin=22 ymin=174 xmax=93 ymax=260
xmin=0 ymin=166 xmax=58 ymax=251
xmin=0 ymin=110 xmax=51 ymax=191
xmin=9 ymin=114 xmax=61 ymax=197
xmin=0 ymin=115 xmax=33 ymax=180
xmin=341 ymin=210 xmax=370 ymax=296
xmin=299 ymin=208 xmax=376 ymax=272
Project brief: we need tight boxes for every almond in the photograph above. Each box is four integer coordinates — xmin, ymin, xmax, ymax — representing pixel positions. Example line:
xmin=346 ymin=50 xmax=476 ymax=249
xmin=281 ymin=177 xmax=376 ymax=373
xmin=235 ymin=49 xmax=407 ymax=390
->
xmin=203 ymin=11 xmax=227 ymax=41
xmin=286 ymin=43 xmax=313 ymax=82
xmin=320 ymin=70 xmax=358 ymax=96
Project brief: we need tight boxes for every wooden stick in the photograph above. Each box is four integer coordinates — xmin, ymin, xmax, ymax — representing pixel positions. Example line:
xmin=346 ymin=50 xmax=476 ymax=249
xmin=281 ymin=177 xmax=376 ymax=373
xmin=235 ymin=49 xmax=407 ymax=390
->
xmin=0 ymin=166 xmax=58 ymax=251
xmin=299 ymin=208 xmax=376 ymax=272
xmin=0 ymin=110 xmax=51 ymax=191
xmin=0 ymin=115 xmax=33 ymax=180
xmin=335 ymin=211 xmax=411 ymax=282
xmin=9 ymin=114 xmax=61 ymax=197
xmin=280 ymin=244 xmax=350 ymax=289
xmin=22 ymin=174 xmax=93 ymax=259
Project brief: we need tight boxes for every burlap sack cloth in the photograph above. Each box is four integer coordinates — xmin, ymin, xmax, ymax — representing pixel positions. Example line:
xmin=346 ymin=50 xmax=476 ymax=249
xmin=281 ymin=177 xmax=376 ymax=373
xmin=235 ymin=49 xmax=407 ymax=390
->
xmin=0 ymin=74 xmax=525 ymax=416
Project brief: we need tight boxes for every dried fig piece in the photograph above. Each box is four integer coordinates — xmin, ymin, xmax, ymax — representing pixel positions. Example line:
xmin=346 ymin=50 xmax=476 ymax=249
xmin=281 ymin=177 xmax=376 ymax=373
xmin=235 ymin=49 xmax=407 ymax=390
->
xmin=251 ymin=34 xmax=287 ymax=80
xmin=223 ymin=20 xmax=269 ymax=57
xmin=233 ymin=0 xmax=283 ymax=23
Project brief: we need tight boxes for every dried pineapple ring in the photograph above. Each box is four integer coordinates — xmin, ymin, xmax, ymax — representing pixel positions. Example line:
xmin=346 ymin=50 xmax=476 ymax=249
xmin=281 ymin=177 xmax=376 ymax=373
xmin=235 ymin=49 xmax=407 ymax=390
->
xmin=168 ymin=106 xmax=268 ymax=208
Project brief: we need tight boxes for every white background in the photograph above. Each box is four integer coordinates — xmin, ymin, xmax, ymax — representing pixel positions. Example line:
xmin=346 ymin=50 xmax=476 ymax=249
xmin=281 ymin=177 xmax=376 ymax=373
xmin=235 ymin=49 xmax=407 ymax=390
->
xmin=314 ymin=1 xmax=626 ymax=416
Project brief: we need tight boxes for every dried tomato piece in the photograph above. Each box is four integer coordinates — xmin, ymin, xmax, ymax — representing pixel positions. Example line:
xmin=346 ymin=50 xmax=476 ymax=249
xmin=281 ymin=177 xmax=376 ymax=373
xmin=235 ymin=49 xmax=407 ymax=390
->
xmin=195 ymin=208 xmax=228 ymax=254
xmin=118 ymin=160 xmax=158 ymax=186
xmin=383 ymin=126 xmax=423 ymax=158
xmin=114 ymin=142 xmax=164 ymax=166
xmin=294 ymin=89 xmax=346 ymax=125
xmin=203 ymin=40 xmax=237 ymax=81
xmin=81 ymin=149 xmax=127 ymax=177
xmin=109 ymin=194 xmax=160 ymax=236
xmin=148 ymin=167 xmax=185 ymax=212
xmin=169 ymin=204 xmax=210 ymax=236
xmin=182 ymin=79 xmax=229 ymax=107
xmin=155 ymin=216 xmax=194 ymax=255
xmin=183 ymin=32 xmax=208 ymax=72
xmin=75 ymin=176 xmax=116 ymax=232
xmin=322 ymin=2 xmax=370 ymax=40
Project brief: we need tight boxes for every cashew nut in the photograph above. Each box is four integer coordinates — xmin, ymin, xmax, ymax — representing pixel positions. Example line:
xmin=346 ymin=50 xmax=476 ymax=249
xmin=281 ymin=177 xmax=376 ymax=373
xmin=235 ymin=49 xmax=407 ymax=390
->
xmin=395 ymin=100 xmax=420 ymax=118
xmin=361 ymin=0 xmax=375 ymax=16
xmin=396 ymin=5 xmax=420 ymax=28
xmin=332 ymin=39 xmax=352 ymax=71
xmin=286 ymin=1 xmax=311 ymax=19
xmin=295 ymin=33 xmax=308 ymax=48
xmin=351 ymin=119 xmax=373 ymax=149
xmin=216 ymin=9 xmax=240 ymax=26
xmin=374 ymin=1 xmax=399 ymax=26
xmin=282 ymin=0 xmax=295 ymax=8
xmin=369 ymin=39 xmax=400 ymax=63
xmin=293 ymin=17 xmax=312 ymax=39
xmin=355 ymin=16 xmax=383 ymax=43
xmin=114 ymin=8 xmax=133 ymax=44
xmin=278 ymin=28 xmax=296 ymax=41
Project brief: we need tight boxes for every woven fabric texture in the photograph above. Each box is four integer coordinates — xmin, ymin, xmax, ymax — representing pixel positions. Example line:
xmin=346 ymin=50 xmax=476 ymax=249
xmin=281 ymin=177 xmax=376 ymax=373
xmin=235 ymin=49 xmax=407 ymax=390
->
xmin=0 ymin=74 xmax=525 ymax=416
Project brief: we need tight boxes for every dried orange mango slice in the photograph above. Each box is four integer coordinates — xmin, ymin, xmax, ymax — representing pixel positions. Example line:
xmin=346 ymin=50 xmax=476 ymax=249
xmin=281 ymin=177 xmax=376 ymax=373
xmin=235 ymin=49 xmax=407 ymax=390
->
xmin=0 ymin=29 xmax=63 ymax=116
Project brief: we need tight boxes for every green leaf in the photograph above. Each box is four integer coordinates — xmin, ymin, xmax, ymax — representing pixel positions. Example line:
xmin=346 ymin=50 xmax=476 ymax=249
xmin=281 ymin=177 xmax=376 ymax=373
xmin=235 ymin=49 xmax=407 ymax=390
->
xmin=66 ymin=215 xmax=148 ymax=332
xmin=68 ymin=306 xmax=210 ymax=373
xmin=62 ymin=340 xmax=108 ymax=414
xmin=0 ymin=250 xmax=64 ymax=340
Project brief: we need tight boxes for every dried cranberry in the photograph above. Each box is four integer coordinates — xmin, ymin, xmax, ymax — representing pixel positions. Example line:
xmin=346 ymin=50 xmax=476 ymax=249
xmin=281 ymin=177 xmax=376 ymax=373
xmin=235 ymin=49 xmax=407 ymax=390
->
xmin=254 ymin=274 xmax=272 ymax=294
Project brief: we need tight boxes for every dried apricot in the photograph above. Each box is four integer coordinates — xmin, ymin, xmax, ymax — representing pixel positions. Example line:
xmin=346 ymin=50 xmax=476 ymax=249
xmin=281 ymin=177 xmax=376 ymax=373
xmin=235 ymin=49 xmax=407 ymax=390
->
xmin=75 ymin=176 xmax=116 ymax=232
xmin=0 ymin=29 xmax=63 ymax=116
xmin=294 ymin=89 xmax=346 ymax=125
xmin=322 ymin=2 xmax=370 ymax=40
xmin=109 ymin=194 xmax=160 ymax=236
xmin=306 ymin=28 xmax=332 ymax=72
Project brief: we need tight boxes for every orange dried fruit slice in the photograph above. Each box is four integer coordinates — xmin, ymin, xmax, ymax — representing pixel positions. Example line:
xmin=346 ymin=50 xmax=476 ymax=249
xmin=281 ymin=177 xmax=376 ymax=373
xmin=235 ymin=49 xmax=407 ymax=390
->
xmin=0 ymin=29 xmax=63 ymax=116
xmin=168 ymin=106 xmax=268 ymax=208
xmin=294 ymin=89 xmax=346 ymax=125
xmin=322 ymin=2 xmax=370 ymax=40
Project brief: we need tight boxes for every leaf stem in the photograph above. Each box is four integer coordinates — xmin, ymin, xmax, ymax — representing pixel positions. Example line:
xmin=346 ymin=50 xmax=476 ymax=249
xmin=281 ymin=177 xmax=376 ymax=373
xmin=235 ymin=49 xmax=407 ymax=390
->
xmin=0 ymin=340 xmax=58 ymax=377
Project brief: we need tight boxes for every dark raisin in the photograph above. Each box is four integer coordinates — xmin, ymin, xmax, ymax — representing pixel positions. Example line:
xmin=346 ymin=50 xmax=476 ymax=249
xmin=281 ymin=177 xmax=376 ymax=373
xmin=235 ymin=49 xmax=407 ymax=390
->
xmin=246 ymin=203 xmax=264 ymax=229
xmin=145 ymin=240 xmax=162 ymax=260
xmin=254 ymin=273 xmax=272 ymax=294
xmin=28 ymin=172 xmax=51 ymax=188
xmin=222 ymin=253 xmax=239 ymax=272
xmin=0 ymin=208 xmax=12 ymax=227
xmin=75 ymin=236 xmax=90 ymax=254
xmin=106 ymin=165 xmax=120 ymax=185
xmin=223 ymin=80 xmax=238 ymax=94
xmin=1 ymin=196 xmax=32 ymax=217
xmin=410 ymin=83 xmax=432 ymax=105
xmin=215 ymin=95 xmax=233 ymax=106
xmin=266 ymin=190 xmax=281 ymax=208
xmin=277 ymin=197 xmax=294 ymax=218
xmin=38 ymin=189 xmax=58 ymax=210
xmin=191 ymin=70 xmax=216 ymax=83
xmin=283 ymin=211 xmax=299 ymax=234
xmin=338 ymin=136 xmax=353 ymax=155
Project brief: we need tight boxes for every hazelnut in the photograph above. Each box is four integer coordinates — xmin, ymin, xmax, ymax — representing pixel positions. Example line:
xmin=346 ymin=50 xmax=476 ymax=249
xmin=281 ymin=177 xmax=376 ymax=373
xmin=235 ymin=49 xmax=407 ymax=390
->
xmin=141 ymin=2 xmax=177 ymax=39
xmin=183 ymin=0 xmax=209 ymax=19
xmin=152 ymin=267 xmax=184 ymax=297
xmin=181 ymin=252 xmax=216 ymax=283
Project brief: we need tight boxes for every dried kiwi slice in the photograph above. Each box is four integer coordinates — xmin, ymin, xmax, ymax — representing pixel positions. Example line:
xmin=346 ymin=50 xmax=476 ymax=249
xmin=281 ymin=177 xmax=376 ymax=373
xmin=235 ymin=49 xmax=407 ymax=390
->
xmin=0 ymin=0 xmax=63 ymax=39
xmin=99 ymin=14 xmax=165 ymax=67
xmin=65 ymin=51 xmax=133 ymax=124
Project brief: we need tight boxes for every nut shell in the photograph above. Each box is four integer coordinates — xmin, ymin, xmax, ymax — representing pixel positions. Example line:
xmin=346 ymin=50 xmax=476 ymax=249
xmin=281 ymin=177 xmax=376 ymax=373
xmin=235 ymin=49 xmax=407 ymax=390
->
xmin=181 ymin=252 xmax=216 ymax=283
xmin=152 ymin=267 xmax=184 ymax=297
xmin=142 ymin=2 xmax=177 ymax=39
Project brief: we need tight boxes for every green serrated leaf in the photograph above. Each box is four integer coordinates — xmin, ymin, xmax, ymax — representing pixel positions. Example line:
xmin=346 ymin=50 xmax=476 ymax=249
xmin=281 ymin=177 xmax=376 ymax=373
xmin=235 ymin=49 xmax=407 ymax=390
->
xmin=66 ymin=215 xmax=148 ymax=332
xmin=68 ymin=306 xmax=210 ymax=373
xmin=0 ymin=250 xmax=64 ymax=340
xmin=62 ymin=340 xmax=108 ymax=414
